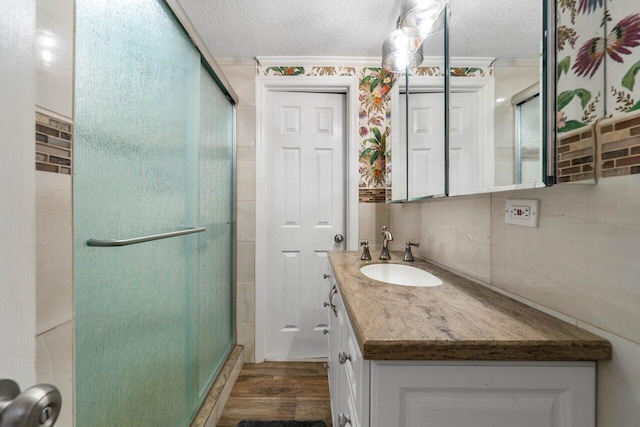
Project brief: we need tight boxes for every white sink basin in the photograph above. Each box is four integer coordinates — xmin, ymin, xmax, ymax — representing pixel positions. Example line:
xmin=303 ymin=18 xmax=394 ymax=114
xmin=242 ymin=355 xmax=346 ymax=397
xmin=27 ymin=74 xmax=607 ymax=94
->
xmin=360 ymin=263 xmax=443 ymax=287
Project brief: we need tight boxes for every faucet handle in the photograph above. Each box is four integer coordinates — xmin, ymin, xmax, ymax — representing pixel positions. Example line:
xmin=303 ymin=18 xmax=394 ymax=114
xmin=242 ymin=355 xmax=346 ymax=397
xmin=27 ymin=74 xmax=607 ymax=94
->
xmin=403 ymin=242 xmax=420 ymax=262
xmin=360 ymin=241 xmax=371 ymax=261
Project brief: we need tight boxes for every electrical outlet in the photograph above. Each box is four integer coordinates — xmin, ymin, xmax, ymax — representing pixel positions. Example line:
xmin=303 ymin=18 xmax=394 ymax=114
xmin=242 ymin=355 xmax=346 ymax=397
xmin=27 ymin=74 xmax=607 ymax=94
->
xmin=505 ymin=199 xmax=539 ymax=228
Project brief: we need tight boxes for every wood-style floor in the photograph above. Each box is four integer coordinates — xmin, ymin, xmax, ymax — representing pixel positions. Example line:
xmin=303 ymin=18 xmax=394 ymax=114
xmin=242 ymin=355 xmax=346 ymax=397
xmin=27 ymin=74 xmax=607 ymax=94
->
xmin=217 ymin=362 xmax=332 ymax=427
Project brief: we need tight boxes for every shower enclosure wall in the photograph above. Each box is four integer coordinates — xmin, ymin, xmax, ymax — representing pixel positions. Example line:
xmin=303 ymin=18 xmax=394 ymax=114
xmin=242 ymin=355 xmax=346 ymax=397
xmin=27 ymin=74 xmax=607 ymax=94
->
xmin=74 ymin=1 xmax=235 ymax=425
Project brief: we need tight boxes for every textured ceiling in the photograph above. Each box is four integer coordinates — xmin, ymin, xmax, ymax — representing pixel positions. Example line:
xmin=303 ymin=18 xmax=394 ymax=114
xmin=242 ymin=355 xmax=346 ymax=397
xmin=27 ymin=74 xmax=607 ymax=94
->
xmin=175 ymin=0 xmax=541 ymax=60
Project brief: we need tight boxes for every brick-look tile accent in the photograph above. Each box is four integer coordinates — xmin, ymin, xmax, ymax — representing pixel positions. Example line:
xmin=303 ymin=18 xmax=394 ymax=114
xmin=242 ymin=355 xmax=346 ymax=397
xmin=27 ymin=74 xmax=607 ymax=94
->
xmin=35 ymin=111 xmax=73 ymax=174
xmin=597 ymin=110 xmax=640 ymax=178
xmin=359 ymin=188 xmax=387 ymax=203
xmin=557 ymin=127 xmax=596 ymax=183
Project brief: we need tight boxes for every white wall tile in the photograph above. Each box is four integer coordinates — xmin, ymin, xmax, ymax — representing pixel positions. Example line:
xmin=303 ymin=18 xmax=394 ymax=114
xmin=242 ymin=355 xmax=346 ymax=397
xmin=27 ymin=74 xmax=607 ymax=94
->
xmin=236 ymin=201 xmax=255 ymax=242
xmin=237 ymin=282 xmax=255 ymax=324
xmin=577 ymin=323 xmax=640 ymax=427
xmin=36 ymin=171 xmax=73 ymax=335
xmin=237 ymin=322 xmax=255 ymax=363
xmin=36 ymin=0 xmax=73 ymax=118
xmin=236 ymin=241 xmax=255 ymax=283
xmin=389 ymin=202 xmax=422 ymax=252
xmin=237 ymin=160 xmax=256 ymax=201
xmin=491 ymin=175 xmax=640 ymax=343
xmin=358 ymin=203 xmax=391 ymax=248
xmin=419 ymin=194 xmax=492 ymax=282
xmin=237 ymin=146 xmax=255 ymax=162
xmin=236 ymin=105 xmax=256 ymax=147
xmin=219 ymin=63 xmax=256 ymax=106
xmin=36 ymin=321 xmax=74 ymax=427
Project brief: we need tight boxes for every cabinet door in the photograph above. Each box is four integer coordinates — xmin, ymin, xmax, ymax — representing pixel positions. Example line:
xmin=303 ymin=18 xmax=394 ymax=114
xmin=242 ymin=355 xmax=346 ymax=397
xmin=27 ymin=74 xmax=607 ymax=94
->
xmin=328 ymin=286 xmax=345 ymax=425
xmin=344 ymin=316 xmax=370 ymax=427
xmin=371 ymin=361 xmax=595 ymax=427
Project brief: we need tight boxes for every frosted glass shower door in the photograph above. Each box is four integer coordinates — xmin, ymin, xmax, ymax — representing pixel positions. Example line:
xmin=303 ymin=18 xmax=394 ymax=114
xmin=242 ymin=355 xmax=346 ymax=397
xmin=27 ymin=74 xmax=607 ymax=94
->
xmin=74 ymin=1 xmax=234 ymax=426
xmin=196 ymin=64 xmax=235 ymax=395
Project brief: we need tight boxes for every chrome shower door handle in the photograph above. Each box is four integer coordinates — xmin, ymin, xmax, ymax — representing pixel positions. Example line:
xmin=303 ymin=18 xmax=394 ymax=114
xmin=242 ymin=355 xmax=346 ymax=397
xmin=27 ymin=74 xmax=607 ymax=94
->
xmin=334 ymin=234 xmax=344 ymax=244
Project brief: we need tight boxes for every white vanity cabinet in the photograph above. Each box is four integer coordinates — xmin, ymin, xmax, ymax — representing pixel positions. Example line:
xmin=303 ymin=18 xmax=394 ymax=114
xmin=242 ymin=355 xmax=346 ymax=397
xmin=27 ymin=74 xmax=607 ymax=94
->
xmin=326 ymin=270 xmax=596 ymax=427
xmin=369 ymin=361 xmax=595 ymax=427
xmin=327 ymin=274 xmax=370 ymax=427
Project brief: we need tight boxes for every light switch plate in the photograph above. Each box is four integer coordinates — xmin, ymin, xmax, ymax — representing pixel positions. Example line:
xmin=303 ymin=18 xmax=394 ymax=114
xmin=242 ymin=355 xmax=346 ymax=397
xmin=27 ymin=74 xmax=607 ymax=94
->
xmin=505 ymin=199 xmax=539 ymax=228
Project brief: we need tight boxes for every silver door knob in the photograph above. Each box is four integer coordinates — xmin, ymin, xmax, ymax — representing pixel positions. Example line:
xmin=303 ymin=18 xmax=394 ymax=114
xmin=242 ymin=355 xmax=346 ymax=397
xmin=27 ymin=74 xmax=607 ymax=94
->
xmin=334 ymin=234 xmax=344 ymax=243
xmin=338 ymin=351 xmax=351 ymax=364
xmin=0 ymin=379 xmax=62 ymax=427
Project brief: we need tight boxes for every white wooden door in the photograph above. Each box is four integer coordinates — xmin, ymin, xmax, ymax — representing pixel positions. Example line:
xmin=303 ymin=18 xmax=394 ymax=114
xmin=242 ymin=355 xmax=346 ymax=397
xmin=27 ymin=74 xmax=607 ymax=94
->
xmin=266 ymin=91 xmax=346 ymax=360
xmin=449 ymin=91 xmax=487 ymax=195
xmin=402 ymin=92 xmax=446 ymax=198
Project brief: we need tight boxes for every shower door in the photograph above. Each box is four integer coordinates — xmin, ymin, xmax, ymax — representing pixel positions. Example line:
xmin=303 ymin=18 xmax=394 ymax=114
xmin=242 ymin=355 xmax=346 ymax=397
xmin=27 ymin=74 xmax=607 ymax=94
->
xmin=74 ymin=1 xmax=234 ymax=425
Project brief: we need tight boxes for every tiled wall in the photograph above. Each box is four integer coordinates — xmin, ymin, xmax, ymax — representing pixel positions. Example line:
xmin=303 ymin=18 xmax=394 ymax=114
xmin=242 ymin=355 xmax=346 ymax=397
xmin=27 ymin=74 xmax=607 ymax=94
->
xmin=35 ymin=111 xmax=73 ymax=174
xmin=598 ymin=111 xmax=640 ymax=177
xmin=556 ymin=109 xmax=640 ymax=182
xmin=218 ymin=58 xmax=258 ymax=363
xmin=34 ymin=0 xmax=75 ymax=425
xmin=556 ymin=127 xmax=596 ymax=182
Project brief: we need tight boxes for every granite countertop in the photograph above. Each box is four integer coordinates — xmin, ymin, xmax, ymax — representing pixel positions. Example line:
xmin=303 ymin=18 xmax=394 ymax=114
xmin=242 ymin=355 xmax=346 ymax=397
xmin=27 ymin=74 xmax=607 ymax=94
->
xmin=327 ymin=251 xmax=612 ymax=361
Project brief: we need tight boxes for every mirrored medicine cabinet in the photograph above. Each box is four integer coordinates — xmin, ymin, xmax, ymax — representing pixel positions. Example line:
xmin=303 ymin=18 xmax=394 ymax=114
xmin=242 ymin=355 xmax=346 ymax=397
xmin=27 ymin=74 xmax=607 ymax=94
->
xmin=388 ymin=0 xmax=558 ymax=202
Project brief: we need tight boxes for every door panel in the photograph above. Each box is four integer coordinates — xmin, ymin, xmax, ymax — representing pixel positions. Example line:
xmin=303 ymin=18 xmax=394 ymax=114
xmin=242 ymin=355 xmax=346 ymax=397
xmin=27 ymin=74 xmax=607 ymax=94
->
xmin=266 ymin=91 xmax=346 ymax=360
xmin=449 ymin=91 xmax=483 ymax=195
xmin=403 ymin=92 xmax=446 ymax=198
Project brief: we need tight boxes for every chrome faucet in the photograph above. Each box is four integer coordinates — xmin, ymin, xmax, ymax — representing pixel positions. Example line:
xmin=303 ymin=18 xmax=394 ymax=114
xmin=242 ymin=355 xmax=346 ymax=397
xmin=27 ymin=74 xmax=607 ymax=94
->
xmin=379 ymin=226 xmax=393 ymax=260
xmin=403 ymin=242 xmax=420 ymax=261
xmin=360 ymin=240 xmax=371 ymax=261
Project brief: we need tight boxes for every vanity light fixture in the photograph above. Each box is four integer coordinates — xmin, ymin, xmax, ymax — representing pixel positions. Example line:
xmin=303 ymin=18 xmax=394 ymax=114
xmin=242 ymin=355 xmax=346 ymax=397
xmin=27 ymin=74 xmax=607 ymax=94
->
xmin=397 ymin=0 xmax=448 ymax=39
xmin=382 ymin=29 xmax=424 ymax=73
xmin=381 ymin=0 xmax=448 ymax=73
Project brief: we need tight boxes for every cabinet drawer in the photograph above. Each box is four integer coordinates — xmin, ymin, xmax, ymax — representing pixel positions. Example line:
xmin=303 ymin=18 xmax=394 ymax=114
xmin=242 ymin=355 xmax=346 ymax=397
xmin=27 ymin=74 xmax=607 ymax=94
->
xmin=337 ymin=391 xmax=359 ymax=427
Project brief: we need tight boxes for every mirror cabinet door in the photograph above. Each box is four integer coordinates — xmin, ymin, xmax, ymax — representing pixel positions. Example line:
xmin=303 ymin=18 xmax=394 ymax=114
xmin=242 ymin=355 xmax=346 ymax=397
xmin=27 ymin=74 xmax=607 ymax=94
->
xmin=407 ymin=30 xmax=446 ymax=200
xmin=388 ymin=0 xmax=553 ymax=202
xmin=389 ymin=72 xmax=408 ymax=202
xmin=388 ymin=30 xmax=446 ymax=202
xmin=447 ymin=0 xmax=546 ymax=196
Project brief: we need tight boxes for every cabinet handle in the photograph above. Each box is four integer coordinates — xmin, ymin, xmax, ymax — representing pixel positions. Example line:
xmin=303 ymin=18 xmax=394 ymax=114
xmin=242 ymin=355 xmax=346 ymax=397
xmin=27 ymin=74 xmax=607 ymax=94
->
xmin=323 ymin=301 xmax=337 ymax=316
xmin=338 ymin=413 xmax=351 ymax=427
xmin=323 ymin=328 xmax=329 ymax=335
xmin=338 ymin=351 xmax=351 ymax=364
xmin=323 ymin=273 xmax=330 ymax=279
xmin=324 ymin=285 xmax=338 ymax=316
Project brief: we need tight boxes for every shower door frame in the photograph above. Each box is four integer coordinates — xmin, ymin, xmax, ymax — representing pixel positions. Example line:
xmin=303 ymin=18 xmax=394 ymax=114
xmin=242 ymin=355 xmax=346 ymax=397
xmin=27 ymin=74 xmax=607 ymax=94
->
xmin=254 ymin=71 xmax=361 ymax=363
